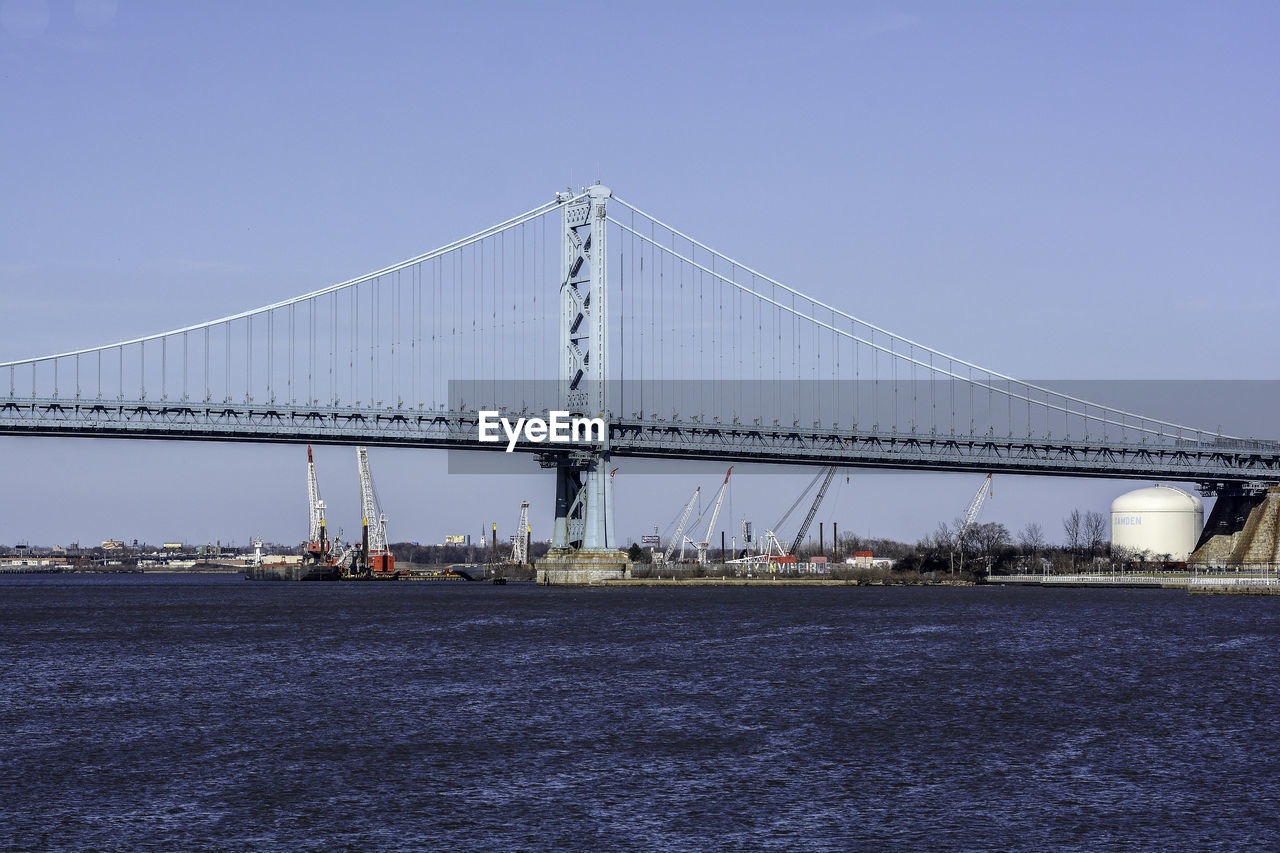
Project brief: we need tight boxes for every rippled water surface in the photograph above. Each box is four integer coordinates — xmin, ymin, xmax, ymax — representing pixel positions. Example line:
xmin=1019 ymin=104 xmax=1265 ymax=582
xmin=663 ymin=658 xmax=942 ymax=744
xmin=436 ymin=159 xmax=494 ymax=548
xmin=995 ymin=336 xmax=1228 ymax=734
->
xmin=2 ymin=575 xmax=1279 ymax=851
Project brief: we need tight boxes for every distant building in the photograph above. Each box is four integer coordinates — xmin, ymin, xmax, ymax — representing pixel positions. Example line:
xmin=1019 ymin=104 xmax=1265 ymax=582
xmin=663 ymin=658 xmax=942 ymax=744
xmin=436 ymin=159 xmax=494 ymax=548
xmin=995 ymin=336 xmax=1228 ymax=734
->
xmin=0 ymin=556 xmax=68 ymax=567
xmin=843 ymin=551 xmax=894 ymax=569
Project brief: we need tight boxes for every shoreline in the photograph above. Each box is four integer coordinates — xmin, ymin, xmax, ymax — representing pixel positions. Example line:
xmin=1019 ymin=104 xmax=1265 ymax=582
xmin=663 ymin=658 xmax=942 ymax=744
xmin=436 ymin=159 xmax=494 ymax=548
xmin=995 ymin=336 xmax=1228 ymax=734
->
xmin=590 ymin=577 xmax=975 ymax=587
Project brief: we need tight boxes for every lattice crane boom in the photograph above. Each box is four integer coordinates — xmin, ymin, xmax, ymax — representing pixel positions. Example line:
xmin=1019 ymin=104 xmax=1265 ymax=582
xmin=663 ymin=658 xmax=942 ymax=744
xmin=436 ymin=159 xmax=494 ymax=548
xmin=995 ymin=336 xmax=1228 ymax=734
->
xmin=957 ymin=474 xmax=993 ymax=543
xmin=694 ymin=466 xmax=734 ymax=564
xmin=512 ymin=500 xmax=530 ymax=565
xmin=355 ymin=446 xmax=393 ymax=578
xmin=306 ymin=445 xmax=327 ymax=556
xmin=356 ymin=447 xmax=384 ymax=550
xmin=788 ymin=466 xmax=837 ymax=557
xmin=663 ymin=487 xmax=700 ymax=564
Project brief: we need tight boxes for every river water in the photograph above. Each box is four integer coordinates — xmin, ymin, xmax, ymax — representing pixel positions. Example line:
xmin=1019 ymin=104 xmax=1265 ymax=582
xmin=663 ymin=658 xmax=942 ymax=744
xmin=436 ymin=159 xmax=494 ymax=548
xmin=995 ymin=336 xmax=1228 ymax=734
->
xmin=1 ymin=575 xmax=1277 ymax=851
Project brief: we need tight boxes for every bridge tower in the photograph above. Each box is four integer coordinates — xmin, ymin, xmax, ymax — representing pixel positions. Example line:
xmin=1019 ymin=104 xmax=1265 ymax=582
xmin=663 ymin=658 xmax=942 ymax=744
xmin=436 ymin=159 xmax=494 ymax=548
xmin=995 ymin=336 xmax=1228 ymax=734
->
xmin=537 ymin=184 xmax=629 ymax=583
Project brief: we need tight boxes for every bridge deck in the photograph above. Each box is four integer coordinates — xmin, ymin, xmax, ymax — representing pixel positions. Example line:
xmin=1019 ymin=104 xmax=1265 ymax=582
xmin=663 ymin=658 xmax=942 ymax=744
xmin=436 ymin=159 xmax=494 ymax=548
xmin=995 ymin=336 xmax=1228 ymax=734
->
xmin=2 ymin=399 xmax=1275 ymax=485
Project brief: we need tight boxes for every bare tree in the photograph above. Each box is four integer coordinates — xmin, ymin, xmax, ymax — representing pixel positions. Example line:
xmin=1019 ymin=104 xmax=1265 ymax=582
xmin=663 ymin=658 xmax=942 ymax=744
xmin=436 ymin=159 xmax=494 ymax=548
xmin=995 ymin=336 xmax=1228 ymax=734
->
xmin=1063 ymin=509 xmax=1082 ymax=567
xmin=1083 ymin=510 xmax=1108 ymax=560
xmin=926 ymin=521 xmax=954 ymax=554
xmin=1018 ymin=522 xmax=1047 ymax=556
xmin=922 ymin=521 xmax=951 ymax=571
xmin=972 ymin=522 xmax=1011 ymax=560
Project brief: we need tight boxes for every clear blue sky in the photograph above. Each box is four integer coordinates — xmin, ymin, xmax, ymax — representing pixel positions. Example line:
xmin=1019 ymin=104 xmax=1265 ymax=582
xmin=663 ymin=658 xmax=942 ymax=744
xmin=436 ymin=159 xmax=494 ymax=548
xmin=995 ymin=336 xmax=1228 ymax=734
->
xmin=2 ymin=1 xmax=1277 ymax=549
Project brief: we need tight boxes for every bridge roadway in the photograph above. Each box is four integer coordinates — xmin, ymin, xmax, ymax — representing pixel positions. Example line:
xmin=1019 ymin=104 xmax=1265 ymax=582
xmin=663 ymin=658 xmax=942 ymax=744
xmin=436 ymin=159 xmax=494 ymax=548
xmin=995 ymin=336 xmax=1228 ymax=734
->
xmin=2 ymin=397 xmax=1277 ymax=487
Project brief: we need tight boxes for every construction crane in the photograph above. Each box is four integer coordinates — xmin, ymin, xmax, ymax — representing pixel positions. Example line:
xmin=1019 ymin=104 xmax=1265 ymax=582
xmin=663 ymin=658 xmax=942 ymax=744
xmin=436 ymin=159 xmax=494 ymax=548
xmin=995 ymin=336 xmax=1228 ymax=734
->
xmin=511 ymin=500 xmax=530 ymax=565
xmin=356 ymin=446 xmax=395 ymax=576
xmin=952 ymin=473 xmax=993 ymax=572
xmin=788 ymin=466 xmax=837 ymax=557
xmin=690 ymin=466 xmax=734 ymax=564
xmin=659 ymin=486 xmax=700 ymax=564
xmin=304 ymin=445 xmax=330 ymax=565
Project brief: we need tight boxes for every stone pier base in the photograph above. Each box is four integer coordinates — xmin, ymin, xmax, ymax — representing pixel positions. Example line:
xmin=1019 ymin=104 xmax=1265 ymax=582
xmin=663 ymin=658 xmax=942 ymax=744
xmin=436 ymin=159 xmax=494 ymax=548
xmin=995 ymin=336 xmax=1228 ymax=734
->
xmin=1191 ymin=487 xmax=1280 ymax=565
xmin=536 ymin=549 xmax=630 ymax=584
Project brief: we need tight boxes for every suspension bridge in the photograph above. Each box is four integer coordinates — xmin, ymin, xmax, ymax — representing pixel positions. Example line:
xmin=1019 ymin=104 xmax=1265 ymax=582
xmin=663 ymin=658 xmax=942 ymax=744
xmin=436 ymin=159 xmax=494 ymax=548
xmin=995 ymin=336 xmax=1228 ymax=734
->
xmin=2 ymin=186 xmax=1276 ymax=580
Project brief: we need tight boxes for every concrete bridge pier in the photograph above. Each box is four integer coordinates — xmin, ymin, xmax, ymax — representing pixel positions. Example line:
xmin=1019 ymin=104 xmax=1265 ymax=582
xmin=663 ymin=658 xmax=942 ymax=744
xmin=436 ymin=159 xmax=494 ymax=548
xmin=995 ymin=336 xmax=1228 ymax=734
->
xmin=537 ymin=452 xmax=628 ymax=584
xmin=536 ymin=550 xmax=629 ymax=584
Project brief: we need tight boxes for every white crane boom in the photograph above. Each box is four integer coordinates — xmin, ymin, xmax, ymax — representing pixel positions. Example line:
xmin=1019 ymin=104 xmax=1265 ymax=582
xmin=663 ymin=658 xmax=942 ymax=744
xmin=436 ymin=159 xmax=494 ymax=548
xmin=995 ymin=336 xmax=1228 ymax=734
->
xmin=662 ymin=487 xmax=700 ymax=564
xmin=957 ymin=474 xmax=993 ymax=544
xmin=694 ymin=466 xmax=734 ymax=564
xmin=304 ymin=445 xmax=331 ymax=563
xmin=356 ymin=446 xmax=388 ymax=553
xmin=512 ymin=500 xmax=530 ymax=564
xmin=763 ymin=530 xmax=787 ymax=559
xmin=788 ymin=466 xmax=837 ymax=557
xmin=306 ymin=445 xmax=326 ymax=546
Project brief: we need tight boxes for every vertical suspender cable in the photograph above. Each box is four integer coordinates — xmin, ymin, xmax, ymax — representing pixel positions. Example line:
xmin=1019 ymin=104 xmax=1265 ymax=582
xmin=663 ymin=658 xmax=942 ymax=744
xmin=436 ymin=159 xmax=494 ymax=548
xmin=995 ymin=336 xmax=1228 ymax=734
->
xmin=965 ymin=363 xmax=972 ymax=436
xmin=330 ymin=291 xmax=336 ymax=406
xmin=415 ymin=262 xmax=421 ymax=409
xmin=223 ymin=322 xmax=230 ymax=403
xmin=1007 ymin=378 xmax=1012 ymax=437
xmin=495 ymin=234 xmax=500 ymax=407
xmin=350 ymin=286 xmax=357 ymax=405
xmin=266 ymin=311 xmax=272 ymax=402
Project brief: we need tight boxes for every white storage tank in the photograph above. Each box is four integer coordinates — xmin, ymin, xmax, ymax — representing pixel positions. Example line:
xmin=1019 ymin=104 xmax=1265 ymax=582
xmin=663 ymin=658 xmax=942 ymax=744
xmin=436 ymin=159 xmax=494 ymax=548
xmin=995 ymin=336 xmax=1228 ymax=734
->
xmin=1110 ymin=485 xmax=1204 ymax=561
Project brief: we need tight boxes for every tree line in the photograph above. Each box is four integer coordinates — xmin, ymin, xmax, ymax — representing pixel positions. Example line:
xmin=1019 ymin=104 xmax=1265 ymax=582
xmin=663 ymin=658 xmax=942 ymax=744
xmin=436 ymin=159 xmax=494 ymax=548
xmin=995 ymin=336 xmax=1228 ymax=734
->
xmin=626 ymin=507 xmax=1182 ymax=577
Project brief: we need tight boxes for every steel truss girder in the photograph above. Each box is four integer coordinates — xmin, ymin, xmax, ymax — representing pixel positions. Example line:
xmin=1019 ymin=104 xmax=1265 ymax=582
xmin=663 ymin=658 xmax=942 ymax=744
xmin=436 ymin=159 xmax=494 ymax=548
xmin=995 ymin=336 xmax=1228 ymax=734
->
xmin=604 ymin=419 xmax=1280 ymax=484
xmin=2 ymin=400 xmax=1276 ymax=484
xmin=0 ymin=399 xmax=492 ymax=450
